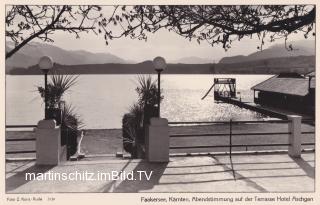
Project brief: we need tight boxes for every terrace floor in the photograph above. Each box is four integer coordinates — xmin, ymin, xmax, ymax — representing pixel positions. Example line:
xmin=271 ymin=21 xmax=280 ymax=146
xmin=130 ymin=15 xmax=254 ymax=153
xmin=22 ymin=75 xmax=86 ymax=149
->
xmin=6 ymin=152 xmax=314 ymax=193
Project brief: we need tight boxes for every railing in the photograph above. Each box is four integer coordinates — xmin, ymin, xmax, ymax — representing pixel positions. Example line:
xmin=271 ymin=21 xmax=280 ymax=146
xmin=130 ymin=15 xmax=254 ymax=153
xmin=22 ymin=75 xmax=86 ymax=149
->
xmin=5 ymin=125 xmax=37 ymax=155
xmin=168 ymin=119 xmax=315 ymax=154
xmin=169 ymin=119 xmax=291 ymax=125
xmin=6 ymin=125 xmax=37 ymax=128
xmin=6 ymin=124 xmax=77 ymax=160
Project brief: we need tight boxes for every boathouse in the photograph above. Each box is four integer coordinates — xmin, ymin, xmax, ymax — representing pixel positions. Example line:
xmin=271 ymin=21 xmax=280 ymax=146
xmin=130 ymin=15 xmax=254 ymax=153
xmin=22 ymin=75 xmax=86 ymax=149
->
xmin=251 ymin=72 xmax=315 ymax=115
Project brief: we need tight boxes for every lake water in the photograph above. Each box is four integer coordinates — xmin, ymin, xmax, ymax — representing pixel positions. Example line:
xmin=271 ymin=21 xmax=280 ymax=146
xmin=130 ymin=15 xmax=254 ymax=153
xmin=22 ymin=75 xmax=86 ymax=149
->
xmin=6 ymin=74 xmax=273 ymax=129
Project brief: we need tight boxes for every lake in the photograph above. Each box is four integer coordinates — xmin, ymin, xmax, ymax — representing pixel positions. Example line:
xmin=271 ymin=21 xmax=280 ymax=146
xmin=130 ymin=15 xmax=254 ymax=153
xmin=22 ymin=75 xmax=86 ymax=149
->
xmin=6 ymin=74 xmax=273 ymax=129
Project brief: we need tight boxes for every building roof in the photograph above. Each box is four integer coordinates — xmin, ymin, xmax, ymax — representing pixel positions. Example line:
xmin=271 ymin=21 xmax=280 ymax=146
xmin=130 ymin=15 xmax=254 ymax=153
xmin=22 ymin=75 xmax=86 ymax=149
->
xmin=307 ymin=71 xmax=315 ymax=77
xmin=251 ymin=75 xmax=315 ymax=96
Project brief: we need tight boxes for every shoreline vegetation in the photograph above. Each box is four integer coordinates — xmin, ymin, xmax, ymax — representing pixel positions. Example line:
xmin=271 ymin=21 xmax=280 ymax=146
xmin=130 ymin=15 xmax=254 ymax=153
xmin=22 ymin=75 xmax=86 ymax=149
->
xmin=7 ymin=55 xmax=315 ymax=75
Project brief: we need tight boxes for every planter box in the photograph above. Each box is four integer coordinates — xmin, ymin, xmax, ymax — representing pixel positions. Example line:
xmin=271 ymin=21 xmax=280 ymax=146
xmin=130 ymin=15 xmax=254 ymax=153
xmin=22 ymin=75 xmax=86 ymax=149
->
xmin=35 ymin=120 xmax=66 ymax=165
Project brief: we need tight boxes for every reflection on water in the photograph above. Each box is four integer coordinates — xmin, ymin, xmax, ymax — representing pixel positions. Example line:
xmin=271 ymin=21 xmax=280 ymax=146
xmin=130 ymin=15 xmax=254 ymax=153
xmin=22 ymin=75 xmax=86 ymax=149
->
xmin=162 ymin=89 xmax=265 ymax=122
xmin=6 ymin=74 xmax=272 ymax=129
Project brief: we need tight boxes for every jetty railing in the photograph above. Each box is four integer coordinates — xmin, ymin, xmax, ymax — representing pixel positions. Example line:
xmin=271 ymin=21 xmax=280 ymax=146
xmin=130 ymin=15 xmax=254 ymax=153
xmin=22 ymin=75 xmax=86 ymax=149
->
xmin=168 ymin=119 xmax=315 ymax=155
xmin=5 ymin=125 xmax=37 ymax=155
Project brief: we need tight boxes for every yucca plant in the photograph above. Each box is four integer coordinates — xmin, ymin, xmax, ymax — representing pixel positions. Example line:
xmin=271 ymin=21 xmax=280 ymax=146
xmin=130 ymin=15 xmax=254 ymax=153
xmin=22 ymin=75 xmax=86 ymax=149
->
xmin=37 ymin=73 xmax=79 ymax=109
xmin=60 ymin=103 xmax=84 ymax=158
xmin=122 ymin=103 xmax=143 ymax=157
xmin=37 ymin=72 xmax=82 ymax=159
xmin=136 ymin=75 xmax=163 ymax=125
xmin=135 ymin=75 xmax=163 ymax=107
xmin=61 ymin=103 xmax=84 ymax=131
xmin=122 ymin=75 xmax=162 ymax=158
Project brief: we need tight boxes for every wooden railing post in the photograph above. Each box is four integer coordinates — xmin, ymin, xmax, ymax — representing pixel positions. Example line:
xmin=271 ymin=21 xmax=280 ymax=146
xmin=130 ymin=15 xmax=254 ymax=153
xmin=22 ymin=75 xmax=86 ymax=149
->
xmin=147 ymin=118 xmax=169 ymax=162
xmin=287 ymin=115 xmax=302 ymax=158
xmin=229 ymin=119 xmax=232 ymax=158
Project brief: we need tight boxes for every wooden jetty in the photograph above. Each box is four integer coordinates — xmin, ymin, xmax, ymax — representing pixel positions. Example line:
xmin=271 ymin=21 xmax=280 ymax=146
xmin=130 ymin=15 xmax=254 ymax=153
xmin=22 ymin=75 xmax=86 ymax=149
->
xmin=215 ymin=95 xmax=285 ymax=119
xmin=212 ymin=78 xmax=314 ymax=121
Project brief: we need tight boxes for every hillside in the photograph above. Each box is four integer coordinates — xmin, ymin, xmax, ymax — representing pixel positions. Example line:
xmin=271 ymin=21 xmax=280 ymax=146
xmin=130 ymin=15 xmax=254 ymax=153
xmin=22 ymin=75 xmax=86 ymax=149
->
xmin=6 ymin=40 xmax=315 ymax=75
xmin=9 ymin=55 xmax=315 ymax=75
xmin=5 ymin=41 xmax=130 ymax=70
xmin=171 ymin=56 xmax=214 ymax=64
xmin=219 ymin=40 xmax=315 ymax=64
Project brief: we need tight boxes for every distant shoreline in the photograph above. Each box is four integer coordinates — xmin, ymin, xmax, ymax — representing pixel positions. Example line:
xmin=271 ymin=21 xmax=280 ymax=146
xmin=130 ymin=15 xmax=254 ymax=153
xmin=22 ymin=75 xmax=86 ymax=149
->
xmin=7 ymin=55 xmax=315 ymax=75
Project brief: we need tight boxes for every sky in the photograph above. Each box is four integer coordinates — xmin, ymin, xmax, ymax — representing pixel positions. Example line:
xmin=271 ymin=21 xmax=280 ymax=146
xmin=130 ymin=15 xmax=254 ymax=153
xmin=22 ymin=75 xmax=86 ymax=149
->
xmin=26 ymin=6 xmax=314 ymax=63
xmin=48 ymin=28 xmax=311 ymax=63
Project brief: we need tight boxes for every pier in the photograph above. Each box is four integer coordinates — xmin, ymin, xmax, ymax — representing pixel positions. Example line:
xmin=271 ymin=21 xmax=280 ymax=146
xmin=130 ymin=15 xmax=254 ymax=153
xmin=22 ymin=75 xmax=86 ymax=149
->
xmin=216 ymin=96 xmax=280 ymax=119
xmin=215 ymin=95 xmax=314 ymax=122
xmin=213 ymin=77 xmax=314 ymax=122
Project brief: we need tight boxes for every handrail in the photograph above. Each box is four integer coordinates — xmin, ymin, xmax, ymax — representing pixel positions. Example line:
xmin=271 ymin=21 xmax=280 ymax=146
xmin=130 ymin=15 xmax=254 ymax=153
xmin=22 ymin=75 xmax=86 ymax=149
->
xmin=6 ymin=125 xmax=37 ymax=155
xmin=301 ymin=119 xmax=315 ymax=123
xmin=302 ymin=131 xmax=315 ymax=134
xmin=170 ymin=132 xmax=291 ymax=138
xmin=6 ymin=150 xmax=36 ymax=154
xmin=168 ymin=118 xmax=314 ymax=154
xmin=168 ymin=120 xmax=290 ymax=125
xmin=6 ymin=138 xmax=36 ymax=141
xmin=170 ymin=143 xmax=315 ymax=150
xmin=170 ymin=133 xmax=229 ymax=137
xmin=6 ymin=125 xmax=37 ymax=128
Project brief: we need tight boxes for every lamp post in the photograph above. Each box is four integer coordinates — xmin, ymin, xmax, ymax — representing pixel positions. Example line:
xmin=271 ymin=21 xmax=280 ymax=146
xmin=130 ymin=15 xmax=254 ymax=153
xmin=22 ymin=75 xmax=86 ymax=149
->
xmin=38 ymin=56 xmax=53 ymax=119
xmin=153 ymin=56 xmax=167 ymax=117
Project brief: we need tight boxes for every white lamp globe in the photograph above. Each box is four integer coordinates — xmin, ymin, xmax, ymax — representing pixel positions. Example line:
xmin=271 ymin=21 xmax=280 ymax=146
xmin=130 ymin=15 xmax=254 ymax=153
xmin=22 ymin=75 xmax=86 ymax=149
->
xmin=38 ymin=56 xmax=53 ymax=71
xmin=153 ymin=56 xmax=167 ymax=70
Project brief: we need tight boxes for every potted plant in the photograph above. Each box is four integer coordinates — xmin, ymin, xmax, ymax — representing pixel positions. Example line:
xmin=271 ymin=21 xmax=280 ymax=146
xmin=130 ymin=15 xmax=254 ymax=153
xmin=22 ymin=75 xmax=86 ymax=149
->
xmin=37 ymin=72 xmax=82 ymax=159
xmin=122 ymin=75 xmax=163 ymax=158
xmin=60 ymin=103 xmax=83 ymax=158
xmin=122 ymin=103 xmax=143 ymax=158
xmin=136 ymin=75 xmax=163 ymax=125
xmin=37 ymin=73 xmax=78 ymax=124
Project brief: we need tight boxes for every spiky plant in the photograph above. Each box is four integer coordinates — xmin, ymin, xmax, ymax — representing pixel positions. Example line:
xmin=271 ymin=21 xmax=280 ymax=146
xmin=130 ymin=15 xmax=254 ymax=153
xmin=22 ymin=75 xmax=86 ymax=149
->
xmin=37 ymin=72 xmax=82 ymax=158
xmin=122 ymin=103 xmax=144 ymax=156
xmin=135 ymin=75 xmax=163 ymax=107
xmin=37 ymin=73 xmax=79 ymax=108
xmin=61 ymin=103 xmax=83 ymax=131
xmin=122 ymin=75 xmax=163 ymax=158
xmin=60 ymin=102 xmax=83 ymax=157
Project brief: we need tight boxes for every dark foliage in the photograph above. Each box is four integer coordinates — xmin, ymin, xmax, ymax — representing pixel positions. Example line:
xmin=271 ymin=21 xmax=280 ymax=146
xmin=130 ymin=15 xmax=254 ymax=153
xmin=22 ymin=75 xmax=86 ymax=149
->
xmin=106 ymin=5 xmax=315 ymax=51
xmin=60 ymin=103 xmax=83 ymax=158
xmin=122 ymin=104 xmax=143 ymax=157
xmin=37 ymin=73 xmax=78 ymax=109
xmin=122 ymin=75 xmax=160 ymax=158
xmin=6 ymin=5 xmax=104 ymax=59
xmin=6 ymin=5 xmax=315 ymax=59
xmin=37 ymin=73 xmax=82 ymax=159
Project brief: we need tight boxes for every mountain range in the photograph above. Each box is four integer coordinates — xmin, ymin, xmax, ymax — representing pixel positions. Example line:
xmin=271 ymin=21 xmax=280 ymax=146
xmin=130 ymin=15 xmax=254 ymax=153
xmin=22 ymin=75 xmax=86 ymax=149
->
xmin=5 ymin=40 xmax=315 ymax=74
xmin=219 ymin=40 xmax=315 ymax=64
xmin=170 ymin=56 xmax=214 ymax=64
xmin=5 ymin=41 xmax=133 ymax=71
